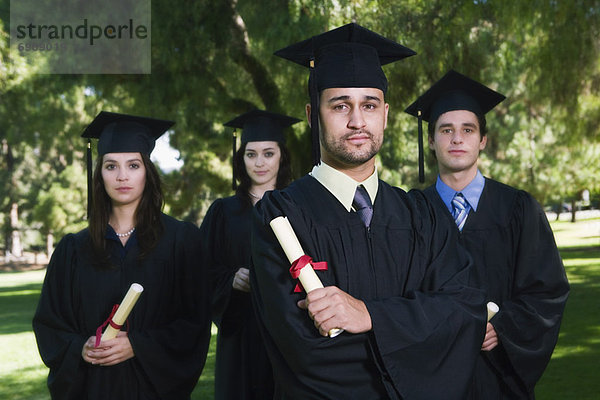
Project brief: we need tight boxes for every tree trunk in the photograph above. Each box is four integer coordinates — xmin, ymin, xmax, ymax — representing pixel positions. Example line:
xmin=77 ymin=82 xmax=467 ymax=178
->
xmin=47 ymin=231 xmax=54 ymax=260
xmin=571 ymin=198 xmax=577 ymax=223
xmin=2 ymin=139 xmax=10 ymax=253
xmin=228 ymin=3 xmax=281 ymax=112
xmin=10 ymin=203 xmax=23 ymax=258
xmin=3 ymin=215 xmax=9 ymax=255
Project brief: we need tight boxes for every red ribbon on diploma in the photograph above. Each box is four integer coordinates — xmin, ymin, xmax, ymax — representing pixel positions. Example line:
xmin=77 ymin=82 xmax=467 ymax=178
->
xmin=95 ymin=304 xmax=128 ymax=347
xmin=289 ymin=255 xmax=328 ymax=293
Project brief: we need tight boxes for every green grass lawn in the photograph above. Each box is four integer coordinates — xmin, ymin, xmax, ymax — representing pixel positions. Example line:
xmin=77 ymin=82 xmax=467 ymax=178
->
xmin=1 ymin=216 xmax=598 ymax=399
xmin=535 ymin=218 xmax=600 ymax=399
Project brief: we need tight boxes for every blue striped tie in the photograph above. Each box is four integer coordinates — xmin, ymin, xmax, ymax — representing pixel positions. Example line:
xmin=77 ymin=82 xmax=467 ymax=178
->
xmin=452 ymin=192 xmax=468 ymax=231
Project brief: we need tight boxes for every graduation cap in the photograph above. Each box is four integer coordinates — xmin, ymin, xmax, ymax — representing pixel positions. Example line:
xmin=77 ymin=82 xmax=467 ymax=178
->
xmin=274 ymin=23 xmax=416 ymax=165
xmin=82 ymin=111 xmax=174 ymax=156
xmin=81 ymin=111 xmax=175 ymax=216
xmin=224 ymin=109 xmax=301 ymax=190
xmin=404 ymin=70 xmax=506 ymax=183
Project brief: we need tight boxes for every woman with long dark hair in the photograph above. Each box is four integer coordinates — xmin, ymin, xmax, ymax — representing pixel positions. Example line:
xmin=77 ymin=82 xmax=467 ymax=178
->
xmin=33 ymin=112 xmax=211 ymax=399
xmin=200 ymin=110 xmax=300 ymax=399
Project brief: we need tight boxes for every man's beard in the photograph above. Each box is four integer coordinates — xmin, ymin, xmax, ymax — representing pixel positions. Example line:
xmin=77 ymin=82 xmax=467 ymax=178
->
xmin=321 ymin=130 xmax=382 ymax=165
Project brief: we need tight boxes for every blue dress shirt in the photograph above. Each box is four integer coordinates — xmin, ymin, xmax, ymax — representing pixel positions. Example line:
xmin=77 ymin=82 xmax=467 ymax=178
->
xmin=435 ymin=170 xmax=486 ymax=218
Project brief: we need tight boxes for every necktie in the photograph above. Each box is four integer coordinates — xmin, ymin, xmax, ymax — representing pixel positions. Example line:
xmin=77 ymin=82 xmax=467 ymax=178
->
xmin=353 ymin=185 xmax=373 ymax=227
xmin=452 ymin=192 xmax=468 ymax=231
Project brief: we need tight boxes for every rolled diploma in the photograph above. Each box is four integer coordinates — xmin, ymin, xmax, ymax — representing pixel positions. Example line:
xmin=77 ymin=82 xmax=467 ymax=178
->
xmin=269 ymin=216 xmax=343 ymax=337
xmin=487 ymin=301 xmax=499 ymax=322
xmin=101 ymin=283 xmax=144 ymax=341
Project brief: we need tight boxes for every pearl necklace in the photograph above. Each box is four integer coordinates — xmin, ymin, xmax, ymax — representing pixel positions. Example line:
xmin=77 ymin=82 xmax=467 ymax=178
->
xmin=248 ymin=192 xmax=261 ymax=200
xmin=115 ymin=227 xmax=136 ymax=238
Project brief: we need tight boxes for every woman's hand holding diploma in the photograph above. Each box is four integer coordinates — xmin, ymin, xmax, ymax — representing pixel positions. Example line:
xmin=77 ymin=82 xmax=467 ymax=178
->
xmin=82 ymin=331 xmax=135 ymax=366
xmin=99 ymin=283 xmax=143 ymax=343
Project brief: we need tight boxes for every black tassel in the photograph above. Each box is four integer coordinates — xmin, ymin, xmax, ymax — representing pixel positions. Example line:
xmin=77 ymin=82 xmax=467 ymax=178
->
xmin=232 ymin=130 xmax=237 ymax=191
xmin=418 ymin=110 xmax=424 ymax=183
xmin=309 ymin=58 xmax=320 ymax=166
xmin=86 ymin=139 xmax=92 ymax=219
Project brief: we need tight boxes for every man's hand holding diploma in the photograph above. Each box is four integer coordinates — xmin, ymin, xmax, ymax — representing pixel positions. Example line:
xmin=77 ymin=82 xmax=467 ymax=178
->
xmin=482 ymin=301 xmax=500 ymax=351
xmin=297 ymin=286 xmax=372 ymax=337
xmin=481 ymin=324 xmax=499 ymax=351
xmin=269 ymin=216 xmax=344 ymax=337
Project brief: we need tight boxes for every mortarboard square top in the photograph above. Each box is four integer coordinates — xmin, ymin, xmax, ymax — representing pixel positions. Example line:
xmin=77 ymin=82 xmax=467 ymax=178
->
xmin=405 ymin=70 xmax=506 ymax=124
xmin=274 ymin=23 xmax=416 ymax=94
xmin=82 ymin=111 xmax=174 ymax=156
xmin=224 ymin=109 xmax=301 ymax=144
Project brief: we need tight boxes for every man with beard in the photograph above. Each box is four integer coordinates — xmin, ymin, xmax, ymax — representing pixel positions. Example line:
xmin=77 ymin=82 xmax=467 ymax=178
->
xmin=250 ymin=24 xmax=487 ymax=399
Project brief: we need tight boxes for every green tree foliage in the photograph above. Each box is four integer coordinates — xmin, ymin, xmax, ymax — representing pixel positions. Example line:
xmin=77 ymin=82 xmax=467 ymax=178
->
xmin=0 ymin=9 xmax=98 ymax=253
xmin=31 ymin=163 xmax=88 ymax=241
xmin=0 ymin=0 xmax=599 ymax=253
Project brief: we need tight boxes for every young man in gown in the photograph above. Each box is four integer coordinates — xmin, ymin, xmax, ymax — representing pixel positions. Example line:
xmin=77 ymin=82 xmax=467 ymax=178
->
xmin=249 ymin=24 xmax=488 ymax=400
xmin=405 ymin=70 xmax=569 ymax=399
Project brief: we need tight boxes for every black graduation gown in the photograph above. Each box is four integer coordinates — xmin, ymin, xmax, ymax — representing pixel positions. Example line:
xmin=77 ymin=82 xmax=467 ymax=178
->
xmin=424 ymin=178 xmax=569 ymax=399
xmin=32 ymin=214 xmax=211 ymax=400
xmin=250 ymin=175 xmax=488 ymax=400
xmin=200 ymin=195 xmax=274 ymax=399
